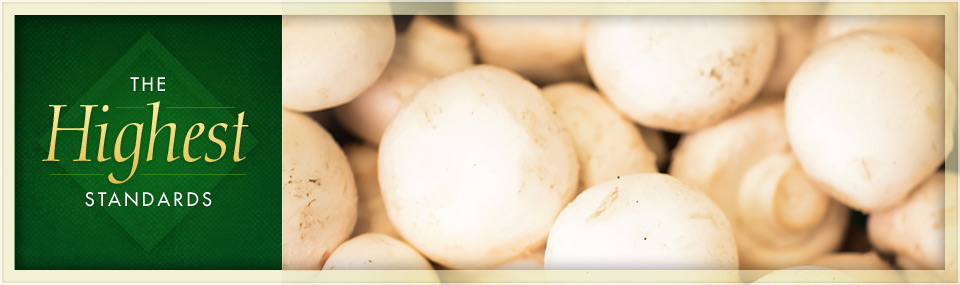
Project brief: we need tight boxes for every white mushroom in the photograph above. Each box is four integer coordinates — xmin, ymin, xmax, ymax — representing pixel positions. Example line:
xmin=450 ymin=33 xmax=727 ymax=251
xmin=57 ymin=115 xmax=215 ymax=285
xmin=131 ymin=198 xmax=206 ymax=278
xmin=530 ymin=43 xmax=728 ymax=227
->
xmin=343 ymin=144 xmax=398 ymax=238
xmin=585 ymin=16 xmax=777 ymax=132
xmin=759 ymin=16 xmax=818 ymax=97
xmin=734 ymin=153 xmax=848 ymax=269
xmin=868 ymin=171 xmax=946 ymax=270
xmin=322 ymin=233 xmax=434 ymax=271
xmin=282 ymin=16 xmax=395 ymax=112
xmin=333 ymin=62 xmax=432 ymax=144
xmin=458 ymin=15 xmax=590 ymax=85
xmin=813 ymin=13 xmax=944 ymax=66
xmin=786 ymin=31 xmax=945 ymax=212
xmin=379 ymin=65 xmax=579 ymax=269
xmin=282 ymin=110 xmax=358 ymax=269
xmin=544 ymin=174 xmax=738 ymax=279
xmin=397 ymin=15 xmax=474 ymax=77
xmin=542 ymin=82 xmax=658 ymax=189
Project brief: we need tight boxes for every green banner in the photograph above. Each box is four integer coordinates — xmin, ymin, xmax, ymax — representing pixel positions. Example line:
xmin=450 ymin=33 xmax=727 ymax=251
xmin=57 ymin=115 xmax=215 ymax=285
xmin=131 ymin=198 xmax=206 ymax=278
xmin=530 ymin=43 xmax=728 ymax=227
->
xmin=15 ymin=15 xmax=281 ymax=270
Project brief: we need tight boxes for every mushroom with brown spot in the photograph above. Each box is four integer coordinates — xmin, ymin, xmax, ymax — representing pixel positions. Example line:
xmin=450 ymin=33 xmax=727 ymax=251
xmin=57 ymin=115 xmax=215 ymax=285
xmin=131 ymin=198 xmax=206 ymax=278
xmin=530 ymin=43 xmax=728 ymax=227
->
xmin=282 ymin=110 xmax=358 ymax=269
xmin=584 ymin=16 xmax=777 ymax=132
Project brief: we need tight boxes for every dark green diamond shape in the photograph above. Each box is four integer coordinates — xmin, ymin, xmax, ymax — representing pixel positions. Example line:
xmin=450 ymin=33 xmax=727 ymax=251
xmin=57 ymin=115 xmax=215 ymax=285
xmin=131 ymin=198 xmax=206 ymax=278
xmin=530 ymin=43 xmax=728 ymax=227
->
xmin=37 ymin=33 xmax=259 ymax=251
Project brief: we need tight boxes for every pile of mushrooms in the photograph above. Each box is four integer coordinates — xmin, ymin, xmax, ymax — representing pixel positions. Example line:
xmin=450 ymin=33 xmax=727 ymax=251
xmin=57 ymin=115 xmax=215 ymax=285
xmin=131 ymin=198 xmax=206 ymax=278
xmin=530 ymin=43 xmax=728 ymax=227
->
xmin=279 ymin=13 xmax=953 ymax=282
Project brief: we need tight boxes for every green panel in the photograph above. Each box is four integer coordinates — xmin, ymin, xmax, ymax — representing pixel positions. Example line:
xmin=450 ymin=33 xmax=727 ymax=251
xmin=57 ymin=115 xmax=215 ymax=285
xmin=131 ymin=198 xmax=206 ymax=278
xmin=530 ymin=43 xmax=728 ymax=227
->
xmin=15 ymin=16 xmax=281 ymax=270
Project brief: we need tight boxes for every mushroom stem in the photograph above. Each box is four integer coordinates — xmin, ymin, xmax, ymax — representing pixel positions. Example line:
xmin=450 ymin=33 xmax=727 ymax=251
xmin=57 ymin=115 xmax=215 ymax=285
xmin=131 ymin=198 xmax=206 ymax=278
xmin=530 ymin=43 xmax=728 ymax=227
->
xmin=738 ymin=153 xmax=830 ymax=235
xmin=735 ymin=152 xmax=848 ymax=269
xmin=776 ymin=166 xmax=831 ymax=232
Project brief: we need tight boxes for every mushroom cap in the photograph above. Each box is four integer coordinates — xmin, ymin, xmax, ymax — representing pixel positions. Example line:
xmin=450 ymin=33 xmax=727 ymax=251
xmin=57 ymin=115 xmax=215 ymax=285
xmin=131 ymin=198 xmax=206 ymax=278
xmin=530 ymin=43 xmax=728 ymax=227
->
xmin=542 ymin=82 xmax=657 ymax=189
xmin=868 ymin=171 xmax=946 ymax=270
xmin=813 ymin=14 xmax=944 ymax=66
xmin=322 ymin=233 xmax=434 ymax=270
xmin=752 ymin=266 xmax=858 ymax=283
xmin=333 ymin=62 xmax=432 ymax=145
xmin=282 ymin=16 xmax=395 ymax=112
xmin=459 ymin=15 xmax=590 ymax=85
xmin=544 ymin=173 xmax=738 ymax=274
xmin=786 ymin=31 xmax=944 ymax=212
xmin=344 ymin=144 xmax=398 ymax=238
xmin=585 ymin=16 xmax=777 ymax=132
xmin=734 ymin=153 xmax=849 ymax=269
xmin=379 ymin=65 xmax=579 ymax=269
xmin=281 ymin=110 xmax=358 ymax=269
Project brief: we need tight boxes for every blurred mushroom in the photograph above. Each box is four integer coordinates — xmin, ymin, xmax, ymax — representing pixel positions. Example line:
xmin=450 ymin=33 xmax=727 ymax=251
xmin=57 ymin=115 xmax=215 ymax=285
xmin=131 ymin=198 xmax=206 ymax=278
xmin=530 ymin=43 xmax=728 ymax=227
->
xmin=459 ymin=15 xmax=590 ymax=85
xmin=868 ymin=171 xmax=946 ymax=270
